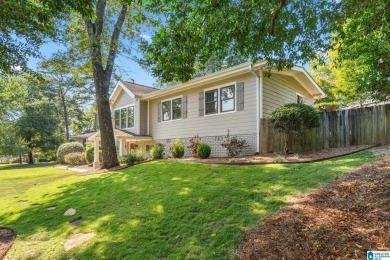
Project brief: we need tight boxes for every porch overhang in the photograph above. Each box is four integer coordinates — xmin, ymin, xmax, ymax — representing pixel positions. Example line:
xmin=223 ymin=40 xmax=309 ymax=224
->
xmin=87 ymin=129 xmax=153 ymax=142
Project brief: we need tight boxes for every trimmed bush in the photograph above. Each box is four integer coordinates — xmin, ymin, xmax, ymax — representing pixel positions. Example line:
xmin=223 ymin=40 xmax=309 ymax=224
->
xmin=124 ymin=149 xmax=145 ymax=165
xmin=171 ymin=139 xmax=185 ymax=158
xmin=197 ymin=143 xmax=211 ymax=159
xmin=85 ymin=143 xmax=102 ymax=164
xmin=269 ymin=103 xmax=320 ymax=154
xmin=64 ymin=152 xmax=86 ymax=165
xmin=150 ymin=143 xmax=164 ymax=159
xmin=57 ymin=142 xmax=85 ymax=163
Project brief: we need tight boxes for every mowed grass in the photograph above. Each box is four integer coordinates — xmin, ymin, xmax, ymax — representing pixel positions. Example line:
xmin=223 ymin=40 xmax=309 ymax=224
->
xmin=0 ymin=151 xmax=377 ymax=259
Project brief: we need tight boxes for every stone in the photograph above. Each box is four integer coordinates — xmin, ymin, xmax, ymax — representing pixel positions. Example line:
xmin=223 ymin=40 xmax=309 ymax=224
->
xmin=69 ymin=217 xmax=83 ymax=227
xmin=47 ymin=206 xmax=56 ymax=210
xmin=64 ymin=233 xmax=95 ymax=251
xmin=63 ymin=208 xmax=76 ymax=216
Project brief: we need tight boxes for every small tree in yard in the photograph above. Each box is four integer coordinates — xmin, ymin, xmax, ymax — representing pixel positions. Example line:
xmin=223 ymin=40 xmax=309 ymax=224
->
xmin=221 ymin=130 xmax=247 ymax=157
xmin=269 ymin=103 xmax=320 ymax=155
xmin=188 ymin=135 xmax=201 ymax=157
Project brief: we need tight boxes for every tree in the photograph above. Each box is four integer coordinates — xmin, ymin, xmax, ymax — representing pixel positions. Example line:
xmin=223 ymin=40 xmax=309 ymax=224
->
xmin=0 ymin=73 xmax=62 ymax=163
xmin=334 ymin=0 xmax=390 ymax=101
xmin=141 ymin=0 xmax=338 ymax=82
xmin=63 ymin=0 xmax=153 ymax=168
xmin=269 ymin=103 xmax=320 ymax=154
xmin=39 ymin=51 xmax=94 ymax=141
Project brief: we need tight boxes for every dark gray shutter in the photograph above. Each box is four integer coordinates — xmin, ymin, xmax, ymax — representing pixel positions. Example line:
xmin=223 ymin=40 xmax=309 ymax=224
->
xmin=157 ymin=101 xmax=162 ymax=122
xmin=237 ymin=82 xmax=245 ymax=111
xmin=182 ymin=96 xmax=188 ymax=119
xmin=198 ymin=92 xmax=204 ymax=116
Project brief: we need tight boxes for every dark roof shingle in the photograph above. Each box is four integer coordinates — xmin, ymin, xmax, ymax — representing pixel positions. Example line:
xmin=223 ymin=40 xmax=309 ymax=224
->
xmin=121 ymin=81 xmax=159 ymax=97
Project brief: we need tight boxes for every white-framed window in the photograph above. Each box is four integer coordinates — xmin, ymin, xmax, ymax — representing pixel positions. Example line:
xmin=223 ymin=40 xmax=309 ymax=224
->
xmin=205 ymin=83 xmax=236 ymax=115
xmin=162 ymin=97 xmax=182 ymax=121
xmin=114 ymin=105 xmax=135 ymax=128
xmin=297 ymin=93 xmax=304 ymax=104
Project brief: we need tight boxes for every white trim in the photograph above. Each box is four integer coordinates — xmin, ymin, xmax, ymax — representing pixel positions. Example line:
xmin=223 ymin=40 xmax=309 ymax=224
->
xmin=137 ymin=99 xmax=141 ymax=135
xmin=204 ymin=82 xmax=237 ymax=116
xmin=147 ymin=100 xmax=150 ymax=135
xmin=296 ymin=92 xmax=304 ymax=104
xmin=114 ymin=103 xmax=135 ymax=110
xmin=110 ymin=81 xmax=136 ymax=104
xmin=160 ymin=95 xmax=184 ymax=122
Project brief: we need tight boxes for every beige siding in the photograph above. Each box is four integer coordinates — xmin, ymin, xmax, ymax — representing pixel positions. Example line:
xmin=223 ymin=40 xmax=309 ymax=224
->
xmin=149 ymin=73 xmax=258 ymax=139
xmin=262 ymin=74 xmax=314 ymax=118
xmin=111 ymin=89 xmax=139 ymax=134
xmin=139 ymin=101 xmax=148 ymax=135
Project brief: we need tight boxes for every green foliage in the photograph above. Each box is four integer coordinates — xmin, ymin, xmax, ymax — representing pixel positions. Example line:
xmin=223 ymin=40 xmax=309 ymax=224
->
xmin=64 ymin=152 xmax=86 ymax=165
xmin=221 ymin=130 xmax=247 ymax=157
xmin=0 ymin=151 xmax=376 ymax=259
xmin=269 ymin=103 xmax=320 ymax=154
xmin=150 ymin=143 xmax=164 ymax=159
xmin=142 ymin=1 xmax=336 ymax=82
xmin=188 ymin=135 xmax=201 ymax=157
xmin=196 ymin=143 xmax=211 ymax=159
xmin=314 ymin=101 xmax=341 ymax=112
xmin=124 ymin=149 xmax=145 ymax=166
xmin=57 ymin=142 xmax=85 ymax=163
xmin=171 ymin=139 xmax=185 ymax=158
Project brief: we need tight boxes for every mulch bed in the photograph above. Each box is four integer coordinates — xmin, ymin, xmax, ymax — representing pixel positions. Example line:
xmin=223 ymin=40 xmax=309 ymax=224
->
xmin=0 ymin=227 xmax=16 ymax=260
xmin=174 ymin=145 xmax=375 ymax=165
xmin=236 ymin=156 xmax=390 ymax=260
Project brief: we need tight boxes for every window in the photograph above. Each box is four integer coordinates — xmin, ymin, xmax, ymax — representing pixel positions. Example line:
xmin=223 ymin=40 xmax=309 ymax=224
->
xmin=205 ymin=89 xmax=218 ymax=114
xmin=297 ymin=94 xmax=304 ymax=104
xmin=172 ymin=98 xmax=182 ymax=120
xmin=114 ymin=110 xmax=120 ymax=128
xmin=120 ymin=108 xmax=127 ymax=128
xmin=220 ymin=85 xmax=235 ymax=112
xmin=162 ymin=100 xmax=171 ymax=121
xmin=161 ymin=97 xmax=182 ymax=121
xmin=127 ymin=106 xmax=134 ymax=127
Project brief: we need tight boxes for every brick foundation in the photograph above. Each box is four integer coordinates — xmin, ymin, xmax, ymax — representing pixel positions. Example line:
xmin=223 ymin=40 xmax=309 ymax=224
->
xmin=154 ymin=133 xmax=258 ymax=158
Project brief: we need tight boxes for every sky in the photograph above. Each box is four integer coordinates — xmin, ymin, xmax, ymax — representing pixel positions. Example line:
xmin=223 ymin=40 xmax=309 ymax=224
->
xmin=27 ymin=41 xmax=157 ymax=87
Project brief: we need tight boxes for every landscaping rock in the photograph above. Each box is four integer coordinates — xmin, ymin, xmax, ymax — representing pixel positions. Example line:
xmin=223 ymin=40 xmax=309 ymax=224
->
xmin=63 ymin=208 xmax=76 ymax=216
xmin=69 ymin=217 xmax=83 ymax=227
xmin=64 ymin=233 xmax=95 ymax=251
xmin=47 ymin=206 xmax=56 ymax=210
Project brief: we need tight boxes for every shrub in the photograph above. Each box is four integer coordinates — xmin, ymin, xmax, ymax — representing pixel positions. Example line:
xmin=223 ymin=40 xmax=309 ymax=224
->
xmin=150 ymin=143 xmax=164 ymax=159
xmin=57 ymin=142 xmax=85 ymax=163
xmin=314 ymin=101 xmax=341 ymax=112
xmin=171 ymin=139 xmax=185 ymax=158
xmin=196 ymin=143 xmax=211 ymax=159
xmin=269 ymin=103 xmax=320 ymax=154
xmin=188 ymin=135 xmax=201 ymax=156
xmin=85 ymin=143 xmax=102 ymax=164
xmin=221 ymin=130 xmax=247 ymax=157
xmin=64 ymin=152 xmax=86 ymax=165
xmin=124 ymin=149 xmax=145 ymax=165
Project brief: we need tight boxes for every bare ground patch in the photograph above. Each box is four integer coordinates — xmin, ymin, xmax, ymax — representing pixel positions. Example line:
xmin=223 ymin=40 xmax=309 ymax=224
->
xmin=0 ymin=227 xmax=16 ymax=259
xmin=236 ymin=156 xmax=390 ymax=259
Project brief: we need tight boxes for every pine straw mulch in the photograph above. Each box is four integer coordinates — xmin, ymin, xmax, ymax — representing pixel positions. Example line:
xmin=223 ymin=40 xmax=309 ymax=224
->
xmin=0 ymin=227 xmax=16 ymax=260
xmin=236 ymin=156 xmax=390 ymax=260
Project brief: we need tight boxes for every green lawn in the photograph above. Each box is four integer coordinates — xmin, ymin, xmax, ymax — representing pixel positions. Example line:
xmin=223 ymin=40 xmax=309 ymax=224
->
xmin=0 ymin=151 xmax=377 ymax=259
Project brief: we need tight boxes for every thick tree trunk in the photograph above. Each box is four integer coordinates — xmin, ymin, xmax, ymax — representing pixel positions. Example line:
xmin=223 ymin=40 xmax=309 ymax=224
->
xmin=94 ymin=76 xmax=119 ymax=169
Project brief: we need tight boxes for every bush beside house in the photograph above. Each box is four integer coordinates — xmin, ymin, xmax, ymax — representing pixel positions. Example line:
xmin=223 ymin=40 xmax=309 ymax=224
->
xmin=197 ymin=143 xmax=211 ymax=159
xmin=150 ymin=143 xmax=164 ymax=159
xmin=64 ymin=152 xmax=86 ymax=165
xmin=171 ymin=139 xmax=185 ymax=158
xmin=57 ymin=142 xmax=85 ymax=163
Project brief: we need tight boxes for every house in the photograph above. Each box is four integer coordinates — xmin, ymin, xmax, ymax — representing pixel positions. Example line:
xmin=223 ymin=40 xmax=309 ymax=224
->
xmin=74 ymin=131 xmax=96 ymax=146
xmin=89 ymin=61 xmax=325 ymax=168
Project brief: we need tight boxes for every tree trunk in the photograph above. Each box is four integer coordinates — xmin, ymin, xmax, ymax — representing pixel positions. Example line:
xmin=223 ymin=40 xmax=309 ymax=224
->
xmin=94 ymin=75 xmax=119 ymax=169
xmin=60 ymin=92 xmax=70 ymax=141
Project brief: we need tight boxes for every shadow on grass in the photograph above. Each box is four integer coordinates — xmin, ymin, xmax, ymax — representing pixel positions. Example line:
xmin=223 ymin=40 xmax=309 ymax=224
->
xmin=1 ymin=151 xmax=376 ymax=259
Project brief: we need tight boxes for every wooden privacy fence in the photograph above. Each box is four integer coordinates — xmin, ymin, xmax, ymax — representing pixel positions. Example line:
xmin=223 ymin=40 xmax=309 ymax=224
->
xmin=260 ymin=104 xmax=390 ymax=153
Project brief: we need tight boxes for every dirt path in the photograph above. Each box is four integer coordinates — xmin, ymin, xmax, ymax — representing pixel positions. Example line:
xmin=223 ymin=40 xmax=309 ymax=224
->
xmin=236 ymin=156 xmax=390 ymax=259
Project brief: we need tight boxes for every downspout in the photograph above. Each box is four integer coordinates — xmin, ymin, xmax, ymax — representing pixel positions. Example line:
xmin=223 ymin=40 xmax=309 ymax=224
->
xmin=147 ymin=100 xmax=150 ymax=135
xmin=249 ymin=64 xmax=261 ymax=153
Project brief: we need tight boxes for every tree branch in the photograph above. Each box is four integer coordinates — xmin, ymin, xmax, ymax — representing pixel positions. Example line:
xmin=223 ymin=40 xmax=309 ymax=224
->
xmin=95 ymin=0 xmax=107 ymax=36
xmin=105 ymin=2 xmax=129 ymax=78
xmin=269 ymin=0 xmax=286 ymax=35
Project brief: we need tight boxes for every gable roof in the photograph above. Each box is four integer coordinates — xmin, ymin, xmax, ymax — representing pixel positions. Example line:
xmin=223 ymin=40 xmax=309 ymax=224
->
xmin=140 ymin=61 xmax=325 ymax=100
xmin=110 ymin=80 xmax=158 ymax=104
